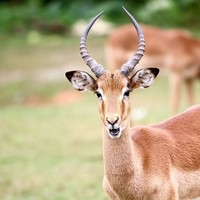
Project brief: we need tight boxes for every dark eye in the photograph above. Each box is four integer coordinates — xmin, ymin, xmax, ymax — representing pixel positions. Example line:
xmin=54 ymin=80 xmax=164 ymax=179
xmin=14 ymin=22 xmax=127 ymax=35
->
xmin=124 ymin=90 xmax=130 ymax=97
xmin=95 ymin=91 xmax=102 ymax=99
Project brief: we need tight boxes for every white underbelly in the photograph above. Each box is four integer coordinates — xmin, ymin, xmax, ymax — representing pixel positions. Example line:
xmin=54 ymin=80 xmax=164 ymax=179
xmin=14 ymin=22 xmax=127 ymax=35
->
xmin=175 ymin=169 xmax=200 ymax=199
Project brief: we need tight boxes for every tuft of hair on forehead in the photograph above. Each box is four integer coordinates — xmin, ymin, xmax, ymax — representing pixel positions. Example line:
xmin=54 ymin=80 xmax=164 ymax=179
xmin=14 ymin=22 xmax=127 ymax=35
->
xmin=98 ymin=71 xmax=128 ymax=92
xmin=110 ymin=74 xmax=114 ymax=79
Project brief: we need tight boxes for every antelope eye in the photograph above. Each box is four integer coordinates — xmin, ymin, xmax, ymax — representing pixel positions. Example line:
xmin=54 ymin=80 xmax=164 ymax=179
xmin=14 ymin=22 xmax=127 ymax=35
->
xmin=123 ymin=90 xmax=130 ymax=97
xmin=95 ymin=91 xmax=102 ymax=99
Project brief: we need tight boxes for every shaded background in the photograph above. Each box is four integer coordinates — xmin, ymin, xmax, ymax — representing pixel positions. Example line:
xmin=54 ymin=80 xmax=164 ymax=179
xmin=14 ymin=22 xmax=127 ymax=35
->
xmin=0 ymin=0 xmax=200 ymax=199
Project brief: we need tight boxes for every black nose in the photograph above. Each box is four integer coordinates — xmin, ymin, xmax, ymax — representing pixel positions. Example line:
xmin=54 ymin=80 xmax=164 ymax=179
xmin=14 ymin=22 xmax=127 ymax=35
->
xmin=106 ymin=117 xmax=119 ymax=125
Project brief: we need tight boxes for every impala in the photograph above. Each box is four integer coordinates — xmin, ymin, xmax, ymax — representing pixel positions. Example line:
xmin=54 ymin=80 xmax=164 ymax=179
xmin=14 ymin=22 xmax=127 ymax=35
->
xmin=65 ymin=7 xmax=200 ymax=200
xmin=106 ymin=22 xmax=200 ymax=114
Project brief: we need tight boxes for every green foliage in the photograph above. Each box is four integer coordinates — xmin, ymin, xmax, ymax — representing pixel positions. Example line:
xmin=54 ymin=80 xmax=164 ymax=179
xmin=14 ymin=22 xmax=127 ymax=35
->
xmin=0 ymin=4 xmax=72 ymax=35
xmin=138 ymin=0 xmax=200 ymax=29
xmin=1 ymin=0 xmax=200 ymax=36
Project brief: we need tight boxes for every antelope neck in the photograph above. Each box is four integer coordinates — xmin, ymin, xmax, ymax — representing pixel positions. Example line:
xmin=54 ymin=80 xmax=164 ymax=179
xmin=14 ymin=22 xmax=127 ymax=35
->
xmin=103 ymin=123 xmax=136 ymax=176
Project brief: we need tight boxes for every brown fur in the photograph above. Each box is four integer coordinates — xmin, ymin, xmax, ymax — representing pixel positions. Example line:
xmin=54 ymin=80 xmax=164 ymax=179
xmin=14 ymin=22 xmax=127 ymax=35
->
xmin=65 ymin=8 xmax=200 ymax=199
xmin=97 ymin=72 xmax=200 ymax=200
xmin=66 ymin=26 xmax=200 ymax=199
xmin=66 ymin=68 xmax=200 ymax=200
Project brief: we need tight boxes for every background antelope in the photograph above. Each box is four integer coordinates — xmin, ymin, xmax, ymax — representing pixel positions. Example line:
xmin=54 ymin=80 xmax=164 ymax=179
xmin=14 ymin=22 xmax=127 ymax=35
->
xmin=106 ymin=23 xmax=200 ymax=114
xmin=65 ymin=7 xmax=200 ymax=200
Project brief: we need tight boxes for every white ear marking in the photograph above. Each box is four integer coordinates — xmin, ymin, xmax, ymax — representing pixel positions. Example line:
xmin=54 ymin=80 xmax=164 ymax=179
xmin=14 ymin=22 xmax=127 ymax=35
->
xmin=71 ymin=72 xmax=91 ymax=91
xmin=65 ymin=71 xmax=96 ymax=91
xmin=138 ymin=69 xmax=154 ymax=88
xmin=130 ymin=68 xmax=159 ymax=89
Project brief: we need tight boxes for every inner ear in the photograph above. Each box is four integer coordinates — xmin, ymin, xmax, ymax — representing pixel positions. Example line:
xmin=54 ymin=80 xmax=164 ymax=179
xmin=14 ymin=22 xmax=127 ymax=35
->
xmin=129 ymin=68 xmax=159 ymax=89
xmin=65 ymin=71 xmax=97 ymax=91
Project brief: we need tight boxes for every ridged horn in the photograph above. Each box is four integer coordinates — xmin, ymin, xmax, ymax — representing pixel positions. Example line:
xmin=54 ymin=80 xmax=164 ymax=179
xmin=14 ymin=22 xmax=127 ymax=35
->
xmin=120 ymin=6 xmax=145 ymax=76
xmin=80 ymin=11 xmax=105 ymax=78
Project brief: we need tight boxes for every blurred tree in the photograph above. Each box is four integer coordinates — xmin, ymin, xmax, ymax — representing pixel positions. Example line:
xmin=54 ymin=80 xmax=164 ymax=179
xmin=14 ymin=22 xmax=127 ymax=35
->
xmin=0 ymin=0 xmax=199 ymax=35
xmin=176 ymin=0 xmax=200 ymax=27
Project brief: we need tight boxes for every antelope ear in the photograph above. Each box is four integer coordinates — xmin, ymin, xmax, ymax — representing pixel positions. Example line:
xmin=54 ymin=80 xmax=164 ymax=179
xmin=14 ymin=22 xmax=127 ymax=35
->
xmin=65 ymin=71 xmax=97 ymax=91
xmin=129 ymin=68 xmax=159 ymax=89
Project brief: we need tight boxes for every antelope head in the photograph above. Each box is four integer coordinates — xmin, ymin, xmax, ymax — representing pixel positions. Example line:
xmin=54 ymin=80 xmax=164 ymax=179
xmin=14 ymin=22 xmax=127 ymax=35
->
xmin=65 ymin=7 xmax=159 ymax=139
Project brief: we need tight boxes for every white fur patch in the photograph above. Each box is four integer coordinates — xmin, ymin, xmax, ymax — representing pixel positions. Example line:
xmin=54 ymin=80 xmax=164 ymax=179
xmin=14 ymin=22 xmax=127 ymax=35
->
xmin=119 ymin=87 xmax=129 ymax=101
xmin=132 ymin=69 xmax=156 ymax=88
xmin=174 ymin=168 xmax=200 ymax=199
xmin=96 ymin=88 xmax=106 ymax=101
xmin=71 ymin=71 xmax=94 ymax=91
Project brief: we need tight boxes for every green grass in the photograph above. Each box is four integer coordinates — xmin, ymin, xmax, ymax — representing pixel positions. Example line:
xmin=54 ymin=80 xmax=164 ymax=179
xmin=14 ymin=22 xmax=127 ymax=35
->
xmin=1 ymin=81 xmax=199 ymax=200
xmin=0 ymin=81 xmax=68 ymax=106
xmin=0 ymin=34 xmax=200 ymax=200
xmin=0 ymin=99 xmax=106 ymax=200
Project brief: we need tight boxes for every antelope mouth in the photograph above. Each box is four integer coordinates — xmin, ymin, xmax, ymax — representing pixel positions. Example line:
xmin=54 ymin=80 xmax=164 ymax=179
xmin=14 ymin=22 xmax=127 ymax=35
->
xmin=109 ymin=128 xmax=121 ymax=139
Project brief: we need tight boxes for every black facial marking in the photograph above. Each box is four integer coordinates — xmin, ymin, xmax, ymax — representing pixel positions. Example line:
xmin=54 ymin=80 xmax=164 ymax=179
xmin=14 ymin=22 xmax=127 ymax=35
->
xmin=124 ymin=90 xmax=130 ymax=97
xmin=95 ymin=91 xmax=102 ymax=99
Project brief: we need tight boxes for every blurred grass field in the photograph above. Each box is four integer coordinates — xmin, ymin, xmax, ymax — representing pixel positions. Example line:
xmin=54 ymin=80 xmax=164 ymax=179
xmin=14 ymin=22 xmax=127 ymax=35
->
xmin=0 ymin=34 xmax=200 ymax=200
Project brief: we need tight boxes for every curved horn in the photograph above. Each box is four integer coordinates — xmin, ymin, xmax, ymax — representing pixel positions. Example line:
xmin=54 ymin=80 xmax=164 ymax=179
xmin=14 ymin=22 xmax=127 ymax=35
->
xmin=120 ymin=6 xmax=145 ymax=76
xmin=80 ymin=11 xmax=105 ymax=78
